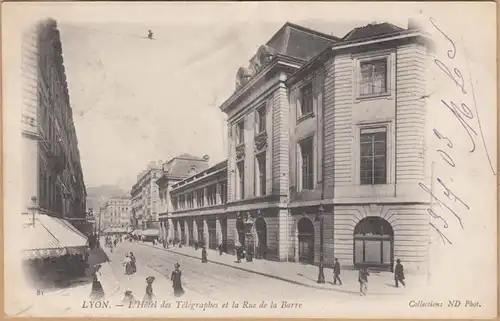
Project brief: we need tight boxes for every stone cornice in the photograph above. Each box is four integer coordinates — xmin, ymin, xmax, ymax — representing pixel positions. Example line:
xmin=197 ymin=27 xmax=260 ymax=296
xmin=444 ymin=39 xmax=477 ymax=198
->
xmin=220 ymin=55 xmax=304 ymax=114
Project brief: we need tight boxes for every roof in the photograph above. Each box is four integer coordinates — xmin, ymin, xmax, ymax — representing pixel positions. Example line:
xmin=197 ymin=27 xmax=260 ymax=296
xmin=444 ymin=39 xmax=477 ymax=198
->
xmin=287 ymin=23 xmax=425 ymax=86
xmin=342 ymin=22 xmax=404 ymax=41
xmin=171 ymin=159 xmax=228 ymax=190
xmin=263 ymin=22 xmax=339 ymax=61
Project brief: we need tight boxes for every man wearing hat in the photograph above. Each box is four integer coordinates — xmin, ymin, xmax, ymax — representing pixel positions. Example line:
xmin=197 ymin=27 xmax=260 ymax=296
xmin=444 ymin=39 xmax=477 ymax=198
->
xmin=394 ymin=259 xmax=406 ymax=287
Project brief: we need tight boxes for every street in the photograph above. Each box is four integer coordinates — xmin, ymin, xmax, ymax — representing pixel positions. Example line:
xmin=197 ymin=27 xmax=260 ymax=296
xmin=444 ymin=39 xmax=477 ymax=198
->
xmin=18 ymin=240 xmax=424 ymax=317
xmin=108 ymin=240 xmax=343 ymax=303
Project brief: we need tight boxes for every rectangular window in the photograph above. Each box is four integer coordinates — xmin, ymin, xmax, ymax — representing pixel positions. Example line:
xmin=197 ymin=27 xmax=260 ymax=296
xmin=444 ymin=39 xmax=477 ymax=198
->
xmin=360 ymin=58 xmax=388 ymax=96
xmin=255 ymin=152 xmax=266 ymax=196
xmin=255 ymin=104 xmax=266 ymax=134
xmin=360 ymin=127 xmax=387 ymax=185
xmin=299 ymin=137 xmax=314 ymax=190
xmin=196 ymin=189 xmax=204 ymax=207
xmin=300 ymin=83 xmax=313 ymax=116
xmin=207 ymin=185 xmax=217 ymax=206
xmin=220 ymin=182 xmax=227 ymax=204
xmin=237 ymin=160 xmax=245 ymax=199
xmin=236 ymin=120 xmax=245 ymax=145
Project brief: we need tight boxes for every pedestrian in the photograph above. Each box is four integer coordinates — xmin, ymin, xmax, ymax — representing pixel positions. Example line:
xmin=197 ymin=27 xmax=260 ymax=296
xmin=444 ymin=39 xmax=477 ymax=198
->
xmin=195 ymin=241 xmax=199 ymax=251
xmin=122 ymin=290 xmax=136 ymax=305
xmin=201 ymin=246 xmax=208 ymax=263
xmin=123 ymin=253 xmax=132 ymax=275
xmin=333 ymin=258 xmax=342 ymax=285
xmin=394 ymin=259 xmax=406 ymax=287
xmin=171 ymin=263 xmax=184 ymax=297
xmin=143 ymin=276 xmax=155 ymax=301
xmin=236 ymin=246 xmax=242 ymax=263
xmin=218 ymin=243 xmax=224 ymax=256
xmin=130 ymin=252 xmax=137 ymax=274
xmin=89 ymin=271 xmax=105 ymax=300
xmin=358 ymin=267 xmax=370 ymax=296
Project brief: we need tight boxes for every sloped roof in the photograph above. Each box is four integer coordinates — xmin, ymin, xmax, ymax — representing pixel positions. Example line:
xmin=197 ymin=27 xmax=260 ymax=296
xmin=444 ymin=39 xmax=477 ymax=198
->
xmin=176 ymin=153 xmax=204 ymax=160
xmin=162 ymin=154 xmax=209 ymax=180
xmin=342 ymin=22 xmax=404 ymax=42
xmin=264 ymin=22 xmax=339 ymax=61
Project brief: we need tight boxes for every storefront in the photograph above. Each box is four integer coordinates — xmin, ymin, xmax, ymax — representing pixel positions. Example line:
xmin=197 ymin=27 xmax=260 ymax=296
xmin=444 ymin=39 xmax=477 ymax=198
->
xmin=297 ymin=217 xmax=315 ymax=264
xmin=353 ymin=216 xmax=394 ymax=271
xmin=207 ymin=219 xmax=217 ymax=250
xmin=22 ymin=213 xmax=89 ymax=289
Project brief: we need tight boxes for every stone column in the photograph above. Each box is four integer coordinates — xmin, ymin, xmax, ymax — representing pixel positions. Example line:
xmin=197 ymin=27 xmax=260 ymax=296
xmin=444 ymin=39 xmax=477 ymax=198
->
xmin=184 ymin=220 xmax=189 ymax=245
xmin=193 ymin=220 xmax=198 ymax=242
xmin=216 ymin=217 xmax=222 ymax=245
xmin=167 ymin=218 xmax=173 ymax=241
xmin=159 ymin=222 xmax=164 ymax=240
xmin=278 ymin=208 xmax=291 ymax=261
xmin=294 ymin=221 xmax=299 ymax=262
xmin=203 ymin=187 xmax=208 ymax=206
xmin=203 ymin=219 xmax=209 ymax=246
xmin=216 ymin=183 xmax=221 ymax=205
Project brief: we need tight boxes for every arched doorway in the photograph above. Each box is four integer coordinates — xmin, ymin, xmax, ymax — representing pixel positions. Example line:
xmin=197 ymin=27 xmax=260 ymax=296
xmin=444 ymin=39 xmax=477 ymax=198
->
xmin=255 ymin=217 xmax=267 ymax=259
xmin=354 ymin=217 xmax=394 ymax=271
xmin=297 ymin=217 xmax=314 ymax=264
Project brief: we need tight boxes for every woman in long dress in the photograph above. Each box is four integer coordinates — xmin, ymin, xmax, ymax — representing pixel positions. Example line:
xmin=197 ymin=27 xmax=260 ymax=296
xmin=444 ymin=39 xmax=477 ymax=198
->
xmin=89 ymin=268 xmax=105 ymax=300
xmin=171 ymin=263 xmax=184 ymax=297
xmin=143 ymin=276 xmax=155 ymax=301
xmin=123 ymin=254 xmax=132 ymax=275
xmin=129 ymin=252 xmax=137 ymax=274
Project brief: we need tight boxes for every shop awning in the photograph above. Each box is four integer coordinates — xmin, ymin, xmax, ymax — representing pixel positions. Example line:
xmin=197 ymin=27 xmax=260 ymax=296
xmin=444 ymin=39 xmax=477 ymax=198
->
xmin=141 ymin=229 xmax=159 ymax=237
xmin=23 ymin=214 xmax=89 ymax=260
xmin=104 ymin=227 xmax=127 ymax=233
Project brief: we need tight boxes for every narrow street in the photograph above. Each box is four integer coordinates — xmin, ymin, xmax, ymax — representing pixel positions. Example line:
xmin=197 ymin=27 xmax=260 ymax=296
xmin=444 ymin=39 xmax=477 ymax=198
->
xmin=107 ymin=240 xmax=346 ymax=303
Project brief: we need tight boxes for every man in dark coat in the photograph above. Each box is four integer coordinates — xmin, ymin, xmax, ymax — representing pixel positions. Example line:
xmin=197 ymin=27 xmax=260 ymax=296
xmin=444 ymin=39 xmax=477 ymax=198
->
xmin=333 ymin=258 xmax=342 ymax=285
xmin=394 ymin=259 xmax=406 ymax=287
xmin=201 ymin=247 xmax=208 ymax=263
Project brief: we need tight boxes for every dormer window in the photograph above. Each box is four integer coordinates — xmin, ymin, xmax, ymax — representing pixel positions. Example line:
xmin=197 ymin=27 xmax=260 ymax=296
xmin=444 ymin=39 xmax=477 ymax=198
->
xmin=188 ymin=166 xmax=197 ymax=175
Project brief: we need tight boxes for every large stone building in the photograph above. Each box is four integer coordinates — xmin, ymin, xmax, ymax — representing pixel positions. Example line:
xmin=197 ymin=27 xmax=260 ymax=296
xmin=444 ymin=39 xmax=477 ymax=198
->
xmin=21 ymin=19 xmax=87 ymax=231
xmin=100 ymin=197 xmax=132 ymax=230
xmin=130 ymin=161 xmax=163 ymax=230
xmin=155 ymin=154 xmax=210 ymax=240
xmin=163 ymin=21 xmax=432 ymax=274
xmin=167 ymin=160 xmax=227 ymax=249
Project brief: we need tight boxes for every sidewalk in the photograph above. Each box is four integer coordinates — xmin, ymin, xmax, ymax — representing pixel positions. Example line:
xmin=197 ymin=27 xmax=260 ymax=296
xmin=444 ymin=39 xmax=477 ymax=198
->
xmin=102 ymin=243 xmax=205 ymax=303
xmin=141 ymin=242 xmax=425 ymax=296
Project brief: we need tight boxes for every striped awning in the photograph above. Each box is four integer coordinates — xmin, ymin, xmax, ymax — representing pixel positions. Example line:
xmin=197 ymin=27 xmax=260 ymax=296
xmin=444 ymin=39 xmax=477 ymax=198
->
xmin=22 ymin=214 xmax=89 ymax=260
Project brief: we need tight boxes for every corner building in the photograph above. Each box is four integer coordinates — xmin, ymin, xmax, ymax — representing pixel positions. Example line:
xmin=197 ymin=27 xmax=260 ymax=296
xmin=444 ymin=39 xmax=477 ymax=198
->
xmin=167 ymin=21 xmax=432 ymax=273
xmin=286 ymin=22 xmax=432 ymax=273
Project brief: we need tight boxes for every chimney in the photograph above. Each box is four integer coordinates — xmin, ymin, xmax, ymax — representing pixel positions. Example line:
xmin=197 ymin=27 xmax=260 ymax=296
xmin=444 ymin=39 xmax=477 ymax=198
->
xmin=408 ymin=18 xmax=420 ymax=30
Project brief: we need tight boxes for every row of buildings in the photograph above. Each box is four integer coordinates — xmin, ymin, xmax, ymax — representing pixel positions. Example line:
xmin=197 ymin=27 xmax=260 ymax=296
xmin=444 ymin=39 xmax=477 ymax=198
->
xmin=129 ymin=20 xmax=432 ymax=273
xmin=21 ymin=19 xmax=90 ymax=268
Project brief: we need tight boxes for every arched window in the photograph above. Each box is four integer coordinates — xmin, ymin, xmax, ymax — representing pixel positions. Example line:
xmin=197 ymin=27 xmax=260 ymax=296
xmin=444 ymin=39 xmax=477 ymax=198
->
xmin=353 ymin=217 xmax=394 ymax=271
xmin=297 ymin=217 xmax=315 ymax=264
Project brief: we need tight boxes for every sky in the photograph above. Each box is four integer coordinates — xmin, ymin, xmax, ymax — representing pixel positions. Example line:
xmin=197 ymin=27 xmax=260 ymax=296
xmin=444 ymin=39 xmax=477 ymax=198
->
xmin=42 ymin=3 xmax=415 ymax=191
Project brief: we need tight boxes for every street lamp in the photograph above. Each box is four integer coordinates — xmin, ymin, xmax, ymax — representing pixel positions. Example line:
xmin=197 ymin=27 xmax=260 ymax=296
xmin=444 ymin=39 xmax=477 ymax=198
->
xmin=315 ymin=204 xmax=325 ymax=284
xmin=28 ymin=196 xmax=38 ymax=227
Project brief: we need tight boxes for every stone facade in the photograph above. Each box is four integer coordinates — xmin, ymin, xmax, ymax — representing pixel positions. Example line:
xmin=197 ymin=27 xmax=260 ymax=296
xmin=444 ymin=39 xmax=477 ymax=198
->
xmin=165 ymin=21 xmax=432 ymax=273
xmin=130 ymin=164 xmax=163 ymax=230
xmin=21 ymin=19 xmax=87 ymax=231
xmin=100 ymin=197 xmax=132 ymax=229
xmin=153 ymin=154 xmax=210 ymax=238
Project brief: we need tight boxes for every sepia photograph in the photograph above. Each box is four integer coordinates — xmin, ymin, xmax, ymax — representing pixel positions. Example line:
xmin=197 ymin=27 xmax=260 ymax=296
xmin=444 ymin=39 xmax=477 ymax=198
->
xmin=2 ymin=1 xmax=497 ymax=319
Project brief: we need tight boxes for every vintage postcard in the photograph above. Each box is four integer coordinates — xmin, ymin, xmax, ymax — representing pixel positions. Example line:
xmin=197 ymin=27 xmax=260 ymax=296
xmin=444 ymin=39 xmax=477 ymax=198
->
xmin=2 ymin=1 xmax=497 ymax=319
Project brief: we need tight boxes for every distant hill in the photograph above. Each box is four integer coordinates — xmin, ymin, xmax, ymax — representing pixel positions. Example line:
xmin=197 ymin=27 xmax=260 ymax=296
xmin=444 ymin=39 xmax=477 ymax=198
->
xmin=86 ymin=185 xmax=127 ymax=212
